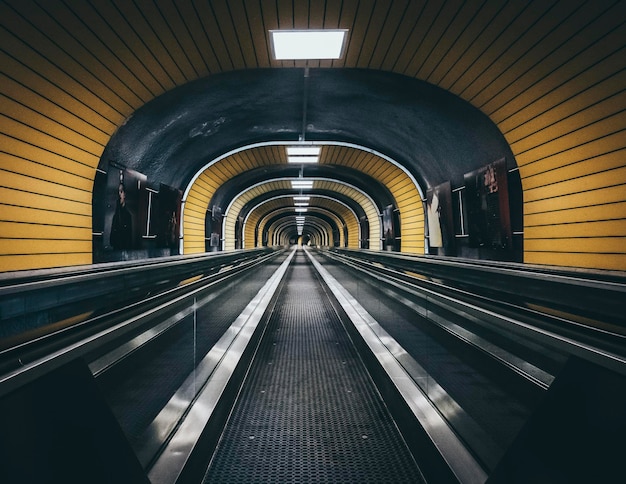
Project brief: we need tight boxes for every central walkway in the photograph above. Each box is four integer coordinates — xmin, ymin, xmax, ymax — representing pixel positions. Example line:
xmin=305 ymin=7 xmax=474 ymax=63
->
xmin=203 ymin=250 xmax=424 ymax=483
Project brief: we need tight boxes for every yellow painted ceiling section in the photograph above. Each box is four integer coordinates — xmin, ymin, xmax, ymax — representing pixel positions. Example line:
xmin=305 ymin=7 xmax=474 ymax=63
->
xmin=246 ymin=196 xmax=355 ymax=249
xmin=188 ymin=145 xmax=404 ymax=253
xmin=226 ymin=178 xmax=381 ymax=251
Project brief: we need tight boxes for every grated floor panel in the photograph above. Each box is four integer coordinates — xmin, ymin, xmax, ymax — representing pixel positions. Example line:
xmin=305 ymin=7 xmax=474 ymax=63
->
xmin=203 ymin=251 xmax=424 ymax=483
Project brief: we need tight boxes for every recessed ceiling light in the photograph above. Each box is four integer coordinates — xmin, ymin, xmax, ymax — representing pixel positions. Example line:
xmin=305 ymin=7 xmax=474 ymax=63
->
xmin=294 ymin=202 xmax=309 ymax=207
xmin=291 ymin=180 xmax=314 ymax=189
xmin=288 ymin=155 xmax=318 ymax=164
xmin=287 ymin=146 xmax=321 ymax=156
xmin=270 ymin=30 xmax=348 ymax=60
xmin=293 ymin=196 xmax=310 ymax=201
xmin=295 ymin=208 xmax=308 ymax=213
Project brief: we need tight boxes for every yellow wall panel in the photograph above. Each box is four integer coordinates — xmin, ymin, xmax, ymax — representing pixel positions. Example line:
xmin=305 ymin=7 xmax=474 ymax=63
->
xmin=525 ymin=220 xmax=626 ymax=240
xmin=525 ymin=252 xmax=626 ymax=271
xmin=1 ymin=95 xmax=105 ymax=155
xmin=525 ymin=202 xmax=626 ymax=227
xmin=0 ymin=53 xmax=117 ymax=134
xmin=0 ymin=157 xmax=93 ymax=192
xmin=0 ymin=253 xmax=91 ymax=273
xmin=0 ymin=239 xmax=91 ymax=255
xmin=516 ymin=127 xmax=624 ymax=170
xmin=0 ymin=75 xmax=110 ymax=145
xmin=485 ymin=19 xmax=623 ymax=121
xmin=0 ymin=205 xmax=90 ymax=227
xmin=524 ymin=168 xmax=626 ymax=203
xmin=521 ymin=151 xmax=625 ymax=189
xmin=1 ymin=115 xmax=101 ymax=163
xmin=0 ymin=222 xmax=89 ymax=240
xmin=525 ymin=237 xmax=626 ymax=254
xmin=514 ymin=115 xmax=626 ymax=163
xmin=524 ymin=184 xmax=626 ymax=216
xmin=0 ymin=136 xmax=97 ymax=180
xmin=503 ymin=69 xmax=626 ymax=139
xmin=0 ymin=187 xmax=90 ymax=215
xmin=0 ymin=170 xmax=91 ymax=204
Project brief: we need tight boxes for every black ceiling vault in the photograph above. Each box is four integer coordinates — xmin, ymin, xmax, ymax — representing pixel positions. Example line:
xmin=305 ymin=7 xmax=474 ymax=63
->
xmin=100 ymin=68 xmax=517 ymax=192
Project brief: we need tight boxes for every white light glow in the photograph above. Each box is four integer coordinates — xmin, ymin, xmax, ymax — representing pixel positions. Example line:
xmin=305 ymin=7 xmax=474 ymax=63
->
xmin=293 ymin=196 xmax=310 ymax=201
xmin=288 ymin=155 xmax=318 ymax=164
xmin=287 ymin=146 xmax=321 ymax=156
xmin=271 ymin=30 xmax=347 ymax=60
xmin=294 ymin=202 xmax=309 ymax=207
xmin=291 ymin=180 xmax=314 ymax=189
xmin=295 ymin=208 xmax=308 ymax=213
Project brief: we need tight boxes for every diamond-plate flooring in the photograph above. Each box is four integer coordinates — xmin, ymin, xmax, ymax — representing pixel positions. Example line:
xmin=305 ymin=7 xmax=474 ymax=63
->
xmin=203 ymin=251 xmax=424 ymax=483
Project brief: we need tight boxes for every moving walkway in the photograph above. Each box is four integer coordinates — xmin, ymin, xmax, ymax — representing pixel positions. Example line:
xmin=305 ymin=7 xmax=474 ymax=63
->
xmin=0 ymin=247 xmax=624 ymax=483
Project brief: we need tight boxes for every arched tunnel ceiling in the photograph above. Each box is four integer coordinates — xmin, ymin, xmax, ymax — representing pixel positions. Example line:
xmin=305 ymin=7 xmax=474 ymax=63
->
xmin=238 ymin=191 xmax=367 ymax=223
xmin=1 ymin=0 xmax=624 ymax=271
xmin=102 ymin=68 xmax=514 ymax=191
xmin=211 ymin=153 xmax=395 ymax=212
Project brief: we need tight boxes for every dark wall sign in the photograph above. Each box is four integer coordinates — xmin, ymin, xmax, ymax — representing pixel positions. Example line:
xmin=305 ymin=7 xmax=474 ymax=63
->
xmin=382 ymin=205 xmax=400 ymax=251
xmin=464 ymin=158 xmax=512 ymax=250
xmin=105 ymin=162 xmax=147 ymax=251
xmin=152 ymin=183 xmax=182 ymax=250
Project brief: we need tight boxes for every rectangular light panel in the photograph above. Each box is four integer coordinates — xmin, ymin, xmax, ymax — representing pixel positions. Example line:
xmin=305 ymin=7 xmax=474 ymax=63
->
xmin=291 ymin=180 xmax=314 ymax=188
xmin=287 ymin=146 xmax=321 ymax=156
xmin=288 ymin=155 xmax=319 ymax=164
xmin=271 ymin=30 xmax=348 ymax=60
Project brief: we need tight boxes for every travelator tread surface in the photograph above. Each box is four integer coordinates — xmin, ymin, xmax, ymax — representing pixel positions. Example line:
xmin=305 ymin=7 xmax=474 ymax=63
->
xmin=97 ymin=258 xmax=285 ymax=448
xmin=203 ymin=251 xmax=424 ymax=483
xmin=319 ymin=257 xmax=541 ymax=455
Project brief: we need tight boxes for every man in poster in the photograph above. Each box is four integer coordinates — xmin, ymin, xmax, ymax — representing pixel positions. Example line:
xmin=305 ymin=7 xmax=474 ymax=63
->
xmin=110 ymin=180 xmax=133 ymax=250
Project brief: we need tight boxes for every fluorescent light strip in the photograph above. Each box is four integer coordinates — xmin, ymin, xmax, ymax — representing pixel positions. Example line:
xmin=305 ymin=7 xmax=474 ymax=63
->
xmin=288 ymin=155 xmax=318 ymax=164
xmin=293 ymin=196 xmax=310 ymax=201
xmin=294 ymin=202 xmax=309 ymax=207
xmin=291 ymin=181 xmax=314 ymax=188
xmin=287 ymin=146 xmax=321 ymax=156
xmin=295 ymin=208 xmax=308 ymax=213
xmin=271 ymin=30 xmax=347 ymax=60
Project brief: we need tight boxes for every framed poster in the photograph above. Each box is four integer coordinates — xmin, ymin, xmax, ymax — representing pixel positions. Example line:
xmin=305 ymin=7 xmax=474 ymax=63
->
xmin=105 ymin=162 xmax=147 ymax=251
xmin=382 ymin=205 xmax=399 ymax=251
xmin=153 ymin=183 xmax=182 ymax=250
xmin=464 ymin=158 xmax=512 ymax=250
xmin=426 ymin=181 xmax=456 ymax=256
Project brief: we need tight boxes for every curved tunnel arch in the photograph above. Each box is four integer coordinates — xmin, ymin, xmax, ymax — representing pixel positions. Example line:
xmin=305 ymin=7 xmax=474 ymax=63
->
xmin=225 ymin=180 xmax=378 ymax=251
xmin=96 ymin=69 xmax=520 ymax=260
xmin=182 ymin=142 xmax=422 ymax=254
xmin=261 ymin=205 xmax=353 ymax=249
xmin=256 ymin=205 xmax=349 ymax=249
xmin=240 ymin=190 xmax=371 ymax=249
xmin=269 ymin=213 xmax=337 ymax=248
xmin=240 ymin=195 xmax=355 ymax=249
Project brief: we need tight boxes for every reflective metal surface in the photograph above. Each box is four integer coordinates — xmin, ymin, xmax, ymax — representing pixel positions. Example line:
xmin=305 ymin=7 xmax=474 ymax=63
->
xmin=306 ymin=248 xmax=488 ymax=484
xmin=147 ymin=248 xmax=296 ymax=484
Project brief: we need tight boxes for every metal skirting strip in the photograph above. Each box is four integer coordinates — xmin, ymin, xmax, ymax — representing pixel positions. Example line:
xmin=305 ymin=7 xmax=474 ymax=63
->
xmin=305 ymin=248 xmax=488 ymax=484
xmin=147 ymin=248 xmax=296 ymax=484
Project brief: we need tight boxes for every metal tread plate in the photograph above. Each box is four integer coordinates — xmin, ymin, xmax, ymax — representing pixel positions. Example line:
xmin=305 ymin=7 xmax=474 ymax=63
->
xmin=204 ymin=251 xmax=423 ymax=483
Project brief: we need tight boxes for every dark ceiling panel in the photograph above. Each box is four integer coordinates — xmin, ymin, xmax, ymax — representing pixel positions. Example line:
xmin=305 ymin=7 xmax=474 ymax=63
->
xmin=101 ymin=68 xmax=513 ymax=191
